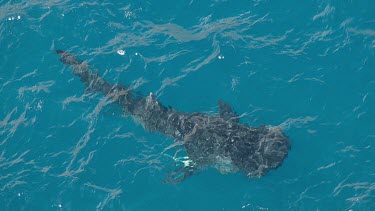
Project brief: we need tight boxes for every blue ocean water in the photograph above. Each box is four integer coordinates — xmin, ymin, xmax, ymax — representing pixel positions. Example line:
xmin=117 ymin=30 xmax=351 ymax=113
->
xmin=1 ymin=0 xmax=375 ymax=210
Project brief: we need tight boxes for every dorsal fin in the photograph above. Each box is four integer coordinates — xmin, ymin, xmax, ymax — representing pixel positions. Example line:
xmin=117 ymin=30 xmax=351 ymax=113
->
xmin=218 ymin=100 xmax=239 ymax=123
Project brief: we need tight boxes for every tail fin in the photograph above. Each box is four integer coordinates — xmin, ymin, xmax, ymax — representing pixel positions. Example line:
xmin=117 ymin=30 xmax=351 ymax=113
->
xmin=56 ymin=49 xmax=82 ymax=65
xmin=56 ymin=49 xmax=64 ymax=54
xmin=56 ymin=49 xmax=136 ymax=112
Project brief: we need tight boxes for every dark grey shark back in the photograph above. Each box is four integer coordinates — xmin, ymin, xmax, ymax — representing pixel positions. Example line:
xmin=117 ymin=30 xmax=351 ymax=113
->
xmin=56 ymin=50 xmax=290 ymax=181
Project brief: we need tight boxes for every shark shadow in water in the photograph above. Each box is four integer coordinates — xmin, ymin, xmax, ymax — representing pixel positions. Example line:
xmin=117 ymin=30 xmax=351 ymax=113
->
xmin=56 ymin=50 xmax=290 ymax=183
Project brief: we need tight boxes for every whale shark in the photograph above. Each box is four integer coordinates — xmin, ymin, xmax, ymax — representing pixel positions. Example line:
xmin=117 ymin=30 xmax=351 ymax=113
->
xmin=56 ymin=50 xmax=290 ymax=183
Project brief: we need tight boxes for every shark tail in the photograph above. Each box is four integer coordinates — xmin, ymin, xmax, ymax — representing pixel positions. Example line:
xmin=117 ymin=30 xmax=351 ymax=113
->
xmin=56 ymin=49 xmax=135 ymax=112
xmin=56 ymin=49 xmax=82 ymax=65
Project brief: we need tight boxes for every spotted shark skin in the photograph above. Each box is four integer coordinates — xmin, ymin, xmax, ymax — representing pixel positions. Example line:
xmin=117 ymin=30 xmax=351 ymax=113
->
xmin=56 ymin=50 xmax=290 ymax=183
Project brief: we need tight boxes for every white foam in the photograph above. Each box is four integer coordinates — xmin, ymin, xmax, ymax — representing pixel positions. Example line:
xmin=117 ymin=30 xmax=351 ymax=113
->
xmin=117 ymin=49 xmax=125 ymax=55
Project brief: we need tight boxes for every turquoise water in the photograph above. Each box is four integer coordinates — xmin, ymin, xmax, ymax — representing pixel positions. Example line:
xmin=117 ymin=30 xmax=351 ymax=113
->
xmin=1 ymin=0 xmax=375 ymax=210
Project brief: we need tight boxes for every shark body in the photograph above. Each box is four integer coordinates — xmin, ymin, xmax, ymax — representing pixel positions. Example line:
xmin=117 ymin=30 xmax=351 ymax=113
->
xmin=56 ymin=50 xmax=290 ymax=183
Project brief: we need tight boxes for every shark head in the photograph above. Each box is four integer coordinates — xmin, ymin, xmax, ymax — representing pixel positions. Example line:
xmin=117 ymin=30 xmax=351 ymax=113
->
xmin=229 ymin=126 xmax=290 ymax=177
xmin=182 ymin=115 xmax=290 ymax=178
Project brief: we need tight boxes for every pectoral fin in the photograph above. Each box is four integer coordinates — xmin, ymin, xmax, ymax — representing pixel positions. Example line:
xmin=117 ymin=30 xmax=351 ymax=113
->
xmin=164 ymin=165 xmax=197 ymax=184
xmin=218 ymin=100 xmax=239 ymax=123
xmin=163 ymin=157 xmax=198 ymax=184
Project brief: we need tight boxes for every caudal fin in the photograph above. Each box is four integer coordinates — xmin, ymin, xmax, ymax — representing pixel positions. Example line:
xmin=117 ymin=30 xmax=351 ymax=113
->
xmin=56 ymin=49 xmax=65 ymax=54
xmin=56 ymin=49 xmax=82 ymax=65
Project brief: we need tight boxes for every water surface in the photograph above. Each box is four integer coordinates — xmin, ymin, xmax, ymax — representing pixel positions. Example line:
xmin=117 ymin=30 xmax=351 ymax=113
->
xmin=1 ymin=0 xmax=375 ymax=210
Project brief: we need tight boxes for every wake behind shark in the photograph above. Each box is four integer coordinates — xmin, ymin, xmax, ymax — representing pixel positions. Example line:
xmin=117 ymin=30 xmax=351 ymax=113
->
xmin=56 ymin=50 xmax=290 ymax=183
